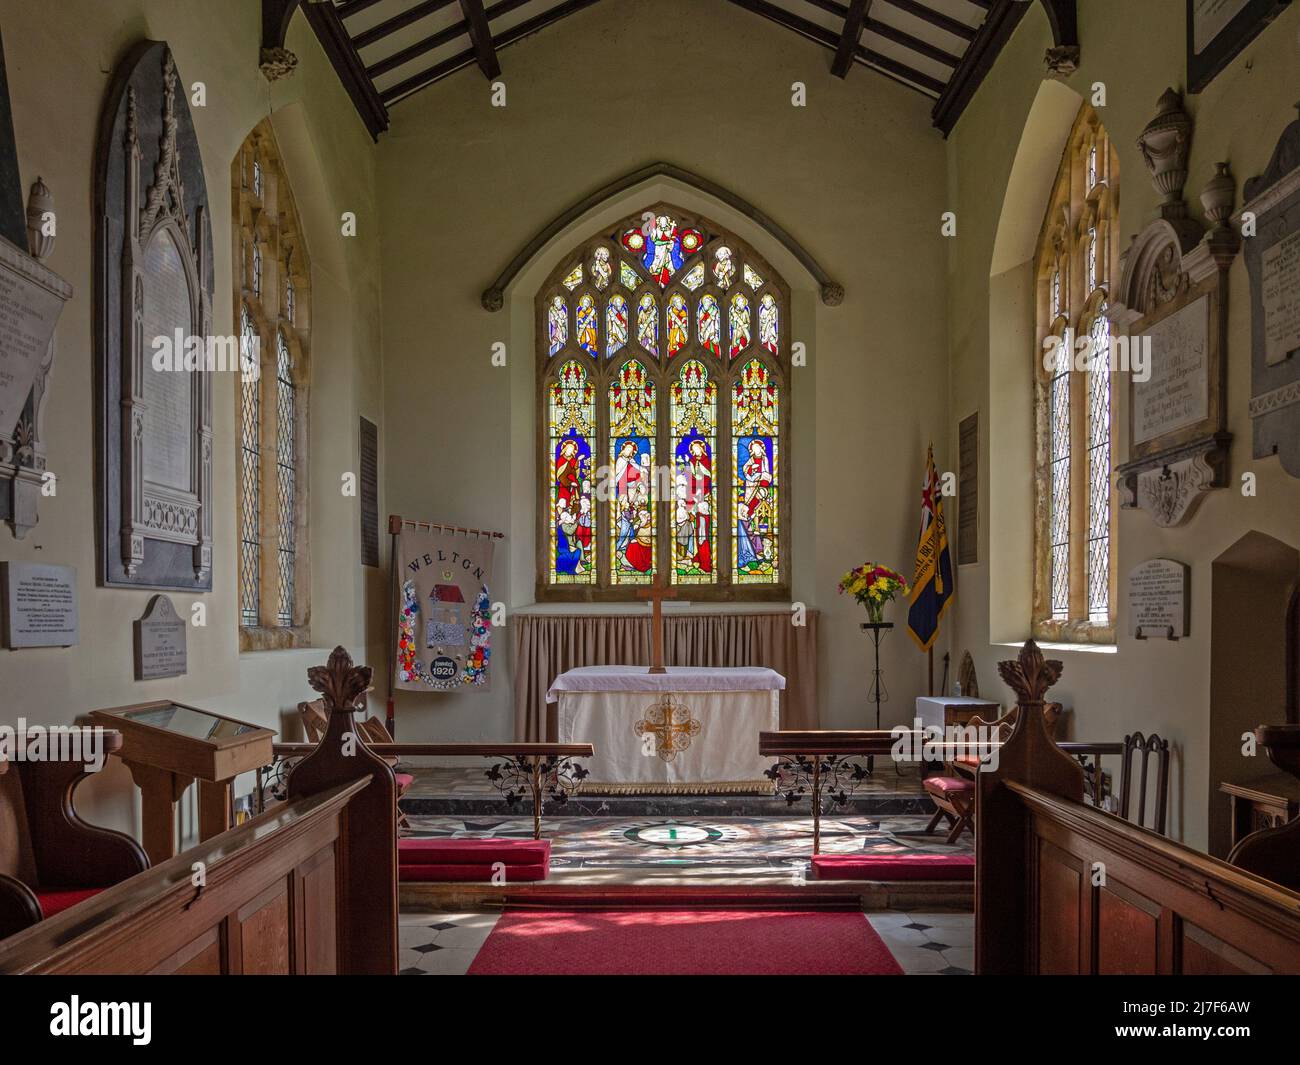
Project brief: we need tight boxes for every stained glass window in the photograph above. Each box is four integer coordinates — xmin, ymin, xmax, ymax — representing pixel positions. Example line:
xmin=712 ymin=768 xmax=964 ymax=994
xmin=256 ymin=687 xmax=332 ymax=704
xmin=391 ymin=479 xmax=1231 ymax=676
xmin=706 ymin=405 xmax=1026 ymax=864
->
xmin=549 ymin=361 xmax=595 ymax=585
xmin=733 ymin=360 xmax=779 ymax=584
xmin=1033 ymin=107 xmax=1117 ymax=641
xmin=239 ymin=304 xmax=260 ymax=627
xmin=234 ymin=123 xmax=311 ymax=644
xmin=729 ymin=293 xmax=751 ymax=357
xmin=576 ymin=294 xmax=599 ymax=356
xmin=609 ymin=360 xmax=656 ymax=585
xmin=671 ymin=361 xmax=716 ymax=585
xmin=667 ymin=293 xmax=689 ymax=356
xmin=606 ymin=295 xmax=628 ymax=358
xmin=537 ymin=207 xmax=788 ymax=599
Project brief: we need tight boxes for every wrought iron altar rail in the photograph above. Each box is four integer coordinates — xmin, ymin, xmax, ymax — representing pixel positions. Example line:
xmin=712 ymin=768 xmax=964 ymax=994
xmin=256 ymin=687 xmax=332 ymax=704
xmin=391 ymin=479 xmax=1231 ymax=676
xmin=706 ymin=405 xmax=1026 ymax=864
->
xmin=758 ymin=731 xmax=1124 ymax=854
xmin=261 ymin=742 xmax=595 ymax=840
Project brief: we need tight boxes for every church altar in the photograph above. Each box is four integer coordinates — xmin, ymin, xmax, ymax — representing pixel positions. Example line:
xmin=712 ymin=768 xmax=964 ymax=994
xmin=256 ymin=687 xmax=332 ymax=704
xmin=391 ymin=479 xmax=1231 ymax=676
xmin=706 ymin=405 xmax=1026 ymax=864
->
xmin=547 ymin=666 xmax=784 ymax=794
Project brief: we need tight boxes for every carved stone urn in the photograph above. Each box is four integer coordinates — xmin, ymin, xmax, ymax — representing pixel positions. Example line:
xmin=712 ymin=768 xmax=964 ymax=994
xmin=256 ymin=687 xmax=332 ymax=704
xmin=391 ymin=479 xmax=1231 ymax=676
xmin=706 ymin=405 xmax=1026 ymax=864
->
xmin=1137 ymin=88 xmax=1192 ymax=219
xmin=1200 ymin=162 xmax=1236 ymax=231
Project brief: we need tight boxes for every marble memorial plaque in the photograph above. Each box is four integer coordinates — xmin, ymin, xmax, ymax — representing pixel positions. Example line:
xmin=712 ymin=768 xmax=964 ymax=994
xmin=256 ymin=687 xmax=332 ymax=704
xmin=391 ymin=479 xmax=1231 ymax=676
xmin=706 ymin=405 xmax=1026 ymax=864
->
xmin=0 ymin=240 xmax=68 ymax=440
xmin=1 ymin=561 xmax=78 ymax=647
xmin=133 ymin=594 xmax=187 ymax=679
xmin=1261 ymin=227 xmax=1300 ymax=366
xmin=140 ymin=230 xmax=195 ymax=492
xmin=1127 ymin=558 xmax=1190 ymax=639
xmin=1134 ymin=294 xmax=1209 ymax=446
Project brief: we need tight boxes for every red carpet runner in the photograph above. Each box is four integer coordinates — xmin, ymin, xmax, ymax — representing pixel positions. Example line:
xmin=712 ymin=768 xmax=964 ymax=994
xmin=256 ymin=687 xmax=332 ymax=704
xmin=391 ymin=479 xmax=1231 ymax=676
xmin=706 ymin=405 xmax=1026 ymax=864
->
xmin=467 ymin=909 xmax=904 ymax=975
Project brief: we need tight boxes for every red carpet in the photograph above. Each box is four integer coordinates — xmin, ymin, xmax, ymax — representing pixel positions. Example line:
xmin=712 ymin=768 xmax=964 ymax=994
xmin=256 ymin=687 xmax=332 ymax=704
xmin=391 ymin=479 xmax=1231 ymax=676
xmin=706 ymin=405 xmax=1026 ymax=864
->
xmin=812 ymin=853 xmax=975 ymax=881
xmin=467 ymin=909 xmax=904 ymax=975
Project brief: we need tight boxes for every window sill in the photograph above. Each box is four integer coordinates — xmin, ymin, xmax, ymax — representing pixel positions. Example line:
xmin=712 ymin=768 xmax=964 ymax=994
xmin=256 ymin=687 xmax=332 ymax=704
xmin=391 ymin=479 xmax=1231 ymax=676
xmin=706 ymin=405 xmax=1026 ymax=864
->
xmin=996 ymin=640 xmax=1117 ymax=655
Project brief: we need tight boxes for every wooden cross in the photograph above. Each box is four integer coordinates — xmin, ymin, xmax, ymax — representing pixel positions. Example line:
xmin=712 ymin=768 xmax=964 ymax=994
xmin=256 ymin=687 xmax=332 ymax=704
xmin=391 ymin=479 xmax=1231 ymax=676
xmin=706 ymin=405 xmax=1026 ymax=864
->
xmin=637 ymin=573 xmax=677 ymax=674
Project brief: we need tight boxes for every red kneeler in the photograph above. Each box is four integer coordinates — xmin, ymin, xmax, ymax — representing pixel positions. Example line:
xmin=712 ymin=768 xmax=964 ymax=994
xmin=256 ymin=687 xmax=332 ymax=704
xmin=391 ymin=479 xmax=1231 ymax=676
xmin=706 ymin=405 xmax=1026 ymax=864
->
xmin=398 ymin=838 xmax=551 ymax=883
xmin=811 ymin=854 xmax=975 ymax=881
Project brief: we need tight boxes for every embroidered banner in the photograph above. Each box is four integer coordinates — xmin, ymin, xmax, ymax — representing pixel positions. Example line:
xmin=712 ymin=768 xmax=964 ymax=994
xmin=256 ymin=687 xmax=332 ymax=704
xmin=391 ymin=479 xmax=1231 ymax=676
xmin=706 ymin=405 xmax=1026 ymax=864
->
xmin=394 ymin=527 xmax=494 ymax=692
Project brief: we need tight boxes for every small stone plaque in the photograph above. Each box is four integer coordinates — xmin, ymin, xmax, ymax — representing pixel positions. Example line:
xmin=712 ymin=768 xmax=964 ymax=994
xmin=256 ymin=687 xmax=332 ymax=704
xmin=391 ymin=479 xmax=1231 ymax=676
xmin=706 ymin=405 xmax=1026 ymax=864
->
xmin=134 ymin=594 xmax=187 ymax=679
xmin=1 ymin=561 xmax=78 ymax=647
xmin=1127 ymin=558 xmax=1190 ymax=640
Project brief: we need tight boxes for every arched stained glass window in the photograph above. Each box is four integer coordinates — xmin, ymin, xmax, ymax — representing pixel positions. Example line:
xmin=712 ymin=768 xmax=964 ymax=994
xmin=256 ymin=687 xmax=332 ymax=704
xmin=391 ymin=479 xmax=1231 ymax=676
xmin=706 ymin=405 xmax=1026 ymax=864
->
xmin=1033 ymin=105 xmax=1118 ymax=643
xmin=538 ymin=204 xmax=789 ymax=600
xmin=233 ymin=120 xmax=311 ymax=648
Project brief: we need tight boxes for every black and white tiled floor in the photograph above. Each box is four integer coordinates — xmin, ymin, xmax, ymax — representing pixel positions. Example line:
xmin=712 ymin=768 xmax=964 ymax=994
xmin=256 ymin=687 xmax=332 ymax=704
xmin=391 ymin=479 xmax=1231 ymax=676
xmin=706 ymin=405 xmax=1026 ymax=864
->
xmin=396 ymin=908 xmax=973 ymax=975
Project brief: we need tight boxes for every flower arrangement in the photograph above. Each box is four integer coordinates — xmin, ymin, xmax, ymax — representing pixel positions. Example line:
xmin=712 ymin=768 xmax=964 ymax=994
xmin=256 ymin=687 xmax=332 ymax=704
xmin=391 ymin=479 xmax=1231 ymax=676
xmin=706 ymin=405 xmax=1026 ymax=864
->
xmin=838 ymin=563 xmax=909 ymax=624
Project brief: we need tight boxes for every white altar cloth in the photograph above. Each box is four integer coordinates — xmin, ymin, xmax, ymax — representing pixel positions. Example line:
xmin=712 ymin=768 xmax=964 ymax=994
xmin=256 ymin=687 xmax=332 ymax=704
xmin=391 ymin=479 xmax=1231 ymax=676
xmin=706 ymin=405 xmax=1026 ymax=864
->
xmin=551 ymin=665 xmax=784 ymax=794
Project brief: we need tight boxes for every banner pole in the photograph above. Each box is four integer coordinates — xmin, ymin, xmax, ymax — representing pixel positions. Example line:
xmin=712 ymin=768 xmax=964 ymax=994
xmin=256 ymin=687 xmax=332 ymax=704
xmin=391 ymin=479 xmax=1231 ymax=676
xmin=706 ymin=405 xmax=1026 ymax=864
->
xmin=928 ymin=646 xmax=934 ymax=697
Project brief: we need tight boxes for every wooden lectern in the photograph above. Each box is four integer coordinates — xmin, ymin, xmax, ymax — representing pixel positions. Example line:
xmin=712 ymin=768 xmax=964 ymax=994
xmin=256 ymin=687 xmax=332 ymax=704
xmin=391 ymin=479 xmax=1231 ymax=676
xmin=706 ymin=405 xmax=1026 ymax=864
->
xmin=90 ymin=702 xmax=273 ymax=865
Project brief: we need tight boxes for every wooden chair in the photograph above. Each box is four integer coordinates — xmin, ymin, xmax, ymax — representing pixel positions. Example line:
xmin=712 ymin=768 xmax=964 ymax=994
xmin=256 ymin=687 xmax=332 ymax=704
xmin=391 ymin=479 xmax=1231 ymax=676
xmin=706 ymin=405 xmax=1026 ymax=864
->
xmin=0 ymin=730 xmax=149 ymax=940
xmin=297 ymin=700 xmax=413 ymax=828
xmin=923 ymin=703 xmax=1062 ymax=844
xmin=1117 ymin=731 xmax=1170 ymax=834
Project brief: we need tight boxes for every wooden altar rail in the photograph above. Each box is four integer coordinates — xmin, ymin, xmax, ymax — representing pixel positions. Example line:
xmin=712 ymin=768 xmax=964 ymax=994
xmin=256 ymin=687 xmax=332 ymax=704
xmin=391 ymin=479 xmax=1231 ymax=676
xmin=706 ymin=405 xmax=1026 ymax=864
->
xmin=0 ymin=779 xmax=369 ymax=975
xmin=266 ymin=741 xmax=596 ymax=840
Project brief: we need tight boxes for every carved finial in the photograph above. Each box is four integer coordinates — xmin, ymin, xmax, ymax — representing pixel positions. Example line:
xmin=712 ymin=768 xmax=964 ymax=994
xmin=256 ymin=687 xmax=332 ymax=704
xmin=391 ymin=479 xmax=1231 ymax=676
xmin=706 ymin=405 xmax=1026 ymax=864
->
xmin=308 ymin=646 xmax=373 ymax=714
xmin=997 ymin=639 xmax=1063 ymax=704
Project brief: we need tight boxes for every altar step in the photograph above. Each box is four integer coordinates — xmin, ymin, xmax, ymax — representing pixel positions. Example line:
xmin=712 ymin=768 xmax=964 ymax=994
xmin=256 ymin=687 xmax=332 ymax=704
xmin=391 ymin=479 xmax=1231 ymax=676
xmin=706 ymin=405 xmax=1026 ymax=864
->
xmin=401 ymin=792 xmax=933 ymax=818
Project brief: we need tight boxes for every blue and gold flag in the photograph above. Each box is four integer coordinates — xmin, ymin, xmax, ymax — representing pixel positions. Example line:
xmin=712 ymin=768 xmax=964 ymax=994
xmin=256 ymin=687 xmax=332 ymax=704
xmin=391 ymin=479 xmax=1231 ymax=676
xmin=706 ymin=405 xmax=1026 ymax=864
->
xmin=907 ymin=444 xmax=954 ymax=652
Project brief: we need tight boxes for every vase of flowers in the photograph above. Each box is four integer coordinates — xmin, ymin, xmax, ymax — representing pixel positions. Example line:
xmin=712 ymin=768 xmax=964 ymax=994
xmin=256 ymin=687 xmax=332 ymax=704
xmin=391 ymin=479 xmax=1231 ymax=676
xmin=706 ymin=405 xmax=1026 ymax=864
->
xmin=838 ymin=563 xmax=909 ymax=625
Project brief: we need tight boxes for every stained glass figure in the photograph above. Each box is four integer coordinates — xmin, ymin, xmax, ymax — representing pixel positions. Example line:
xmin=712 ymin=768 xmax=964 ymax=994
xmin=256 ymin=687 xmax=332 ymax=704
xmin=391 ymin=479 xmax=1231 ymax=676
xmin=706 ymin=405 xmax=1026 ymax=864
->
xmin=637 ymin=292 xmax=658 ymax=356
xmin=591 ymin=248 xmax=612 ymax=290
xmin=732 ymin=360 xmax=779 ymax=584
xmin=609 ymin=360 xmax=656 ymax=584
xmin=620 ymin=215 xmax=703 ymax=286
xmin=744 ymin=264 xmax=764 ymax=290
xmin=548 ymin=295 xmax=568 ymax=356
xmin=713 ymin=246 xmax=735 ymax=288
xmin=562 ymin=264 xmax=583 ymax=291
xmin=576 ymin=294 xmax=599 ymax=356
xmin=759 ymin=293 xmax=778 ymax=353
xmin=549 ymin=361 xmax=595 ymax=584
xmin=667 ymin=293 xmax=689 ymax=357
xmin=729 ymin=293 xmax=752 ymax=357
xmin=671 ymin=361 xmax=716 ymax=585
xmin=620 ymin=261 xmax=640 ymax=289
xmin=680 ymin=263 xmax=705 ymax=291
xmin=607 ymin=295 xmax=628 ymax=358
xmin=698 ymin=294 xmax=721 ymax=356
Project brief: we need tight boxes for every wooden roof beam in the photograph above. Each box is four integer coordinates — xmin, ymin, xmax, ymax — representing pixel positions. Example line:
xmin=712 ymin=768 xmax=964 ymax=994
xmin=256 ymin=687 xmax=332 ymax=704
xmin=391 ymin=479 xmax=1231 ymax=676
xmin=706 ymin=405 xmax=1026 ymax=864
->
xmin=301 ymin=0 xmax=389 ymax=139
xmin=878 ymin=0 xmax=977 ymax=43
xmin=354 ymin=0 xmax=457 ymax=50
xmin=459 ymin=0 xmax=501 ymax=78
xmin=831 ymin=0 xmax=871 ymax=78
xmin=931 ymin=0 xmax=1029 ymax=136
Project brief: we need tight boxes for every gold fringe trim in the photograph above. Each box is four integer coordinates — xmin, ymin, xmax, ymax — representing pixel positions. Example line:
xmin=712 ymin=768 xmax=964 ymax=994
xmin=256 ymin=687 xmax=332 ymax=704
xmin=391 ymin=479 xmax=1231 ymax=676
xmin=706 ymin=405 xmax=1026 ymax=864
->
xmin=575 ymin=779 xmax=777 ymax=796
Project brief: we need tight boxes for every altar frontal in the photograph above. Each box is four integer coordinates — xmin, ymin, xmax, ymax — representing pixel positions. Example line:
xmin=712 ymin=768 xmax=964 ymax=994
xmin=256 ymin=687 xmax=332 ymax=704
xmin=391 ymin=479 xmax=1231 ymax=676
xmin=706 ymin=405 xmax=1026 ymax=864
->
xmin=548 ymin=666 xmax=783 ymax=794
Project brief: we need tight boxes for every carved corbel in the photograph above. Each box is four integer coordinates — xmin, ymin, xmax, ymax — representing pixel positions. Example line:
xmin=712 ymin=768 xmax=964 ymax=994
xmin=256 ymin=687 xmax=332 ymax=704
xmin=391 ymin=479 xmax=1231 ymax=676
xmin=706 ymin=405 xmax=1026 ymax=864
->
xmin=1115 ymin=432 xmax=1232 ymax=527
xmin=260 ymin=0 xmax=302 ymax=81
xmin=1038 ymin=0 xmax=1079 ymax=77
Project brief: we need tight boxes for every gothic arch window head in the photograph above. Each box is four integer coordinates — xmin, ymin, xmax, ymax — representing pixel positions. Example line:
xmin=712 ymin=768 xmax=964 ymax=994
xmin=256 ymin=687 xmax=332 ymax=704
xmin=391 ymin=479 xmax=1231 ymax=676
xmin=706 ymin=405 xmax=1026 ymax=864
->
xmin=537 ymin=205 xmax=790 ymax=601
xmin=1033 ymin=105 xmax=1119 ymax=643
xmin=233 ymin=121 xmax=312 ymax=650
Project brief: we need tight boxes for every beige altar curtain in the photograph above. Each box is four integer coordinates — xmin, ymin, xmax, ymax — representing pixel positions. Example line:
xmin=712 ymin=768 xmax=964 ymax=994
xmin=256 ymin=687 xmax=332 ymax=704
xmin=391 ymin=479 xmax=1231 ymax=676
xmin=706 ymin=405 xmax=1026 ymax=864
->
xmin=512 ymin=610 xmax=819 ymax=740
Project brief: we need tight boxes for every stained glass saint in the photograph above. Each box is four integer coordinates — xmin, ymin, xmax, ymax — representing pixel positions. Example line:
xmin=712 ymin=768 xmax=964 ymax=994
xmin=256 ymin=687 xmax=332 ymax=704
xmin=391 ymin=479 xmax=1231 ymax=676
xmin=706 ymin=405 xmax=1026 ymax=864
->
xmin=671 ymin=361 xmax=716 ymax=584
xmin=609 ymin=360 xmax=655 ymax=584
xmin=667 ymin=293 xmax=689 ymax=356
xmin=733 ymin=360 xmax=778 ymax=583
xmin=607 ymin=295 xmax=628 ymax=358
xmin=549 ymin=361 xmax=595 ymax=583
xmin=637 ymin=293 xmax=658 ymax=356
xmin=698 ymin=294 xmax=721 ymax=356
xmin=590 ymin=247 xmax=612 ymax=290
xmin=576 ymin=294 xmax=599 ymax=356
xmin=548 ymin=295 xmax=567 ymax=356
xmin=730 ymin=293 xmax=751 ymax=357
xmin=759 ymin=293 xmax=779 ymax=353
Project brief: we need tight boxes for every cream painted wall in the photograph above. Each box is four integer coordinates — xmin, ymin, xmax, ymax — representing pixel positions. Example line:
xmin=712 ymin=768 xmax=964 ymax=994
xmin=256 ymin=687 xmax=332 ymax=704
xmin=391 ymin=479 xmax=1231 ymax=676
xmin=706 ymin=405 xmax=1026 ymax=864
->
xmin=0 ymin=0 xmax=385 ymax=835
xmin=942 ymin=0 xmax=1300 ymax=849
xmin=377 ymin=0 xmax=950 ymax=742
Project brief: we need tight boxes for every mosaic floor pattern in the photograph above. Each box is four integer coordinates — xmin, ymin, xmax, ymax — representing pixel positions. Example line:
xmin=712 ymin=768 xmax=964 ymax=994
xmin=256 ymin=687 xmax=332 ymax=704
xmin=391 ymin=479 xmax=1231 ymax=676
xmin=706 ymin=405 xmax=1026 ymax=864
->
xmin=397 ymin=909 xmax=974 ymax=975
xmin=403 ymin=812 xmax=972 ymax=881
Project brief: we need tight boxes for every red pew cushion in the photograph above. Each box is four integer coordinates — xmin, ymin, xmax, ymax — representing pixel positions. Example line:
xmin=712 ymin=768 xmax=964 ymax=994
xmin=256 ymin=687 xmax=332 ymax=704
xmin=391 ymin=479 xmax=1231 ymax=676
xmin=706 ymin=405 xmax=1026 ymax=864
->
xmin=811 ymin=854 xmax=975 ymax=881
xmin=398 ymin=837 xmax=550 ymax=866
xmin=36 ymin=888 xmax=104 ymax=919
xmin=394 ymin=772 xmax=415 ymax=791
xmin=399 ymin=863 xmax=549 ymax=883
xmin=923 ymin=776 xmax=974 ymax=795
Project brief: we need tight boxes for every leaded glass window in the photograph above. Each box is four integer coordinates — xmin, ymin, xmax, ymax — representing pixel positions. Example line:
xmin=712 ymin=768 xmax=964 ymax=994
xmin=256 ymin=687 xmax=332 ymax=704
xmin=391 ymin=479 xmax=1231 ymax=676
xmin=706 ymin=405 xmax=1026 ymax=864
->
xmin=538 ymin=205 xmax=789 ymax=599
xmin=233 ymin=122 xmax=311 ymax=648
xmin=1033 ymin=106 xmax=1118 ymax=642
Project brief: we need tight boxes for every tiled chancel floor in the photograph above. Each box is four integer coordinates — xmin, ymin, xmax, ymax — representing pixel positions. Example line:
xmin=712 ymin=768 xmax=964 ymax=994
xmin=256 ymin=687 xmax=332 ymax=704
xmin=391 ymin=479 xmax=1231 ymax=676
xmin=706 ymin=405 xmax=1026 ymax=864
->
xmin=397 ymin=909 xmax=974 ymax=975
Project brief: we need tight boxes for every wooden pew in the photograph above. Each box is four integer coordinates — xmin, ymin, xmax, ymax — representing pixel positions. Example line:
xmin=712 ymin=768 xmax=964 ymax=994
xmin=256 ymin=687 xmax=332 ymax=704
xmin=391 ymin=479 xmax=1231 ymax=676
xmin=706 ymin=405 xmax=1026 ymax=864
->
xmin=0 ymin=646 xmax=399 ymax=975
xmin=977 ymin=641 xmax=1300 ymax=975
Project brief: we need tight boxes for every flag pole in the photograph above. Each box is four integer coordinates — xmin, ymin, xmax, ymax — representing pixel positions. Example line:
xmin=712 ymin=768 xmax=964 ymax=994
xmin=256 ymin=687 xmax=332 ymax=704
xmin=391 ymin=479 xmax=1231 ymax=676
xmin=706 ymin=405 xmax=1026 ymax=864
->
xmin=928 ymin=646 xmax=934 ymax=697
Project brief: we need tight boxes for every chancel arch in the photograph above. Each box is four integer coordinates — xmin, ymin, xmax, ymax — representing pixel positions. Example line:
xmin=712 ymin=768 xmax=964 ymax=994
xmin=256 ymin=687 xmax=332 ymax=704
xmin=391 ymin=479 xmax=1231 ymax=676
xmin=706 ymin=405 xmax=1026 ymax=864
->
xmin=232 ymin=119 xmax=312 ymax=650
xmin=535 ymin=205 xmax=790 ymax=602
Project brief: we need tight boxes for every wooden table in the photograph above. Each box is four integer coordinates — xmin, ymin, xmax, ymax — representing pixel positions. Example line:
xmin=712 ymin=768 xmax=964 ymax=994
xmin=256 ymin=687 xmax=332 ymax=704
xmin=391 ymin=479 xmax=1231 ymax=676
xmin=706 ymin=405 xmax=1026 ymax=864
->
xmin=1220 ymin=773 xmax=1300 ymax=848
xmin=91 ymin=702 xmax=273 ymax=865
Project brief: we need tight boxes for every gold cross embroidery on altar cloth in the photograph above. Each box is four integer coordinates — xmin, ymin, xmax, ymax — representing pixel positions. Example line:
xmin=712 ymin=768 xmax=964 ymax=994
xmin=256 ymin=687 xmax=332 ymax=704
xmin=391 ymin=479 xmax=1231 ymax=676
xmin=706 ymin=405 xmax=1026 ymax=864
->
xmin=634 ymin=695 xmax=701 ymax=762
